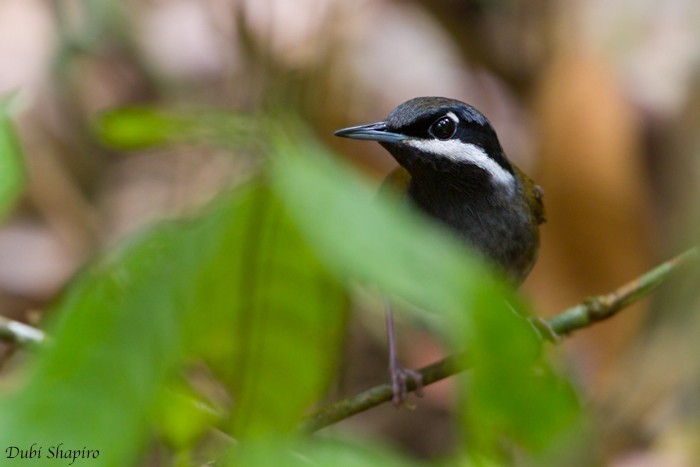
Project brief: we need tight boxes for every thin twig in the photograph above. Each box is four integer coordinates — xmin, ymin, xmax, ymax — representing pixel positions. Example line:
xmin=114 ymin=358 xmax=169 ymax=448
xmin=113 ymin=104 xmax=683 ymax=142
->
xmin=547 ymin=247 xmax=698 ymax=335
xmin=0 ymin=315 xmax=45 ymax=346
xmin=300 ymin=353 xmax=468 ymax=434
xmin=299 ymin=246 xmax=699 ymax=434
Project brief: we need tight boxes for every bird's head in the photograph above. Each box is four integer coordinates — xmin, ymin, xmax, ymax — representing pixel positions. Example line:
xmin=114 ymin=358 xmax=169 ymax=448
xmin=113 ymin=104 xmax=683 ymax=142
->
xmin=335 ymin=97 xmax=515 ymax=190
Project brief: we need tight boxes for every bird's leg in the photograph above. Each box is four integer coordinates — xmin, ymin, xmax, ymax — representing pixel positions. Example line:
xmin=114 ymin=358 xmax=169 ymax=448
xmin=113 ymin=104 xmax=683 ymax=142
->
xmin=384 ymin=299 xmax=424 ymax=406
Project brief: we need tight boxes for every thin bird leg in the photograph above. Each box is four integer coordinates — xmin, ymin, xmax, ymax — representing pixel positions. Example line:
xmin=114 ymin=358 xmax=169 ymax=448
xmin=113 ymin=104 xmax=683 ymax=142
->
xmin=384 ymin=299 xmax=424 ymax=406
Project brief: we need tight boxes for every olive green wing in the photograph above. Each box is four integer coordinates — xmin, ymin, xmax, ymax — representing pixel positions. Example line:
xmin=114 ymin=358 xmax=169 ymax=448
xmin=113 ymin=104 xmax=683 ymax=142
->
xmin=513 ymin=164 xmax=546 ymax=225
xmin=378 ymin=166 xmax=411 ymax=198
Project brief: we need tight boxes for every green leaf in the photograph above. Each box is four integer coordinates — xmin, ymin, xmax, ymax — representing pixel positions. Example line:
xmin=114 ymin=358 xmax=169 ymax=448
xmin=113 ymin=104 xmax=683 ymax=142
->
xmin=269 ymin=124 xmax=509 ymax=337
xmin=0 ymin=222 xmax=194 ymax=466
xmin=154 ymin=381 xmax=221 ymax=451
xmin=268 ymin=123 xmax=580 ymax=457
xmin=227 ymin=437 xmax=421 ymax=466
xmin=186 ymin=184 xmax=347 ymax=438
xmin=0 ymin=177 xmax=346 ymax=463
xmin=461 ymin=291 xmax=580 ymax=455
xmin=96 ymin=106 xmax=188 ymax=149
xmin=0 ymin=95 xmax=26 ymax=220
xmin=95 ymin=107 xmax=259 ymax=151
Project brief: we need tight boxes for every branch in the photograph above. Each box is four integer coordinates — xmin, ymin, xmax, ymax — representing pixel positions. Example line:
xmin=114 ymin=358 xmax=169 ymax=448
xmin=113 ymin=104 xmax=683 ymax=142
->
xmin=299 ymin=246 xmax=699 ymax=434
xmin=0 ymin=314 xmax=46 ymax=346
xmin=547 ymin=247 xmax=698 ymax=335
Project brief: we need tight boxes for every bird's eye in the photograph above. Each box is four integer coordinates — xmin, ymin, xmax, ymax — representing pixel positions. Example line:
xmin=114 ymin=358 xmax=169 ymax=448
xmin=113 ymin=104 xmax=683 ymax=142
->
xmin=429 ymin=116 xmax=457 ymax=140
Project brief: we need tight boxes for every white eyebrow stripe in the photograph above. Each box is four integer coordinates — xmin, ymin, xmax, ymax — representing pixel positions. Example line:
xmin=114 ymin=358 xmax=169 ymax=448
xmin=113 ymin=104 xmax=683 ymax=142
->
xmin=445 ymin=111 xmax=459 ymax=123
xmin=405 ymin=139 xmax=515 ymax=187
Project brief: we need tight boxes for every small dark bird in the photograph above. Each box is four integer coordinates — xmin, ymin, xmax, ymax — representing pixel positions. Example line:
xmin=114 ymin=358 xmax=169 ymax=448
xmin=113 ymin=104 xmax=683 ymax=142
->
xmin=334 ymin=97 xmax=545 ymax=405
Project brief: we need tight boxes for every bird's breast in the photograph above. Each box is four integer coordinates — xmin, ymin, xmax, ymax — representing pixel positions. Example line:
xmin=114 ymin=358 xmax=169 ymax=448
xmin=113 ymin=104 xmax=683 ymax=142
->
xmin=407 ymin=176 xmax=540 ymax=283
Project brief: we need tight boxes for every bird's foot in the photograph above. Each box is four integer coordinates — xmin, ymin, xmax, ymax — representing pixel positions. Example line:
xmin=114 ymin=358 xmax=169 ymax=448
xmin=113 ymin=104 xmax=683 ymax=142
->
xmin=389 ymin=362 xmax=424 ymax=408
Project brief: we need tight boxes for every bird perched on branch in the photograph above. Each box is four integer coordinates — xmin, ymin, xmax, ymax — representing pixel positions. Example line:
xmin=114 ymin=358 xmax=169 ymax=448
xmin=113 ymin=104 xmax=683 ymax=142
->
xmin=334 ymin=97 xmax=545 ymax=405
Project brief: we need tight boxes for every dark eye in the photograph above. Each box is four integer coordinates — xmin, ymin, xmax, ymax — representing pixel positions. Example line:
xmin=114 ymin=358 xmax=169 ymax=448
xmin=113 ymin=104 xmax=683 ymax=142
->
xmin=429 ymin=116 xmax=457 ymax=140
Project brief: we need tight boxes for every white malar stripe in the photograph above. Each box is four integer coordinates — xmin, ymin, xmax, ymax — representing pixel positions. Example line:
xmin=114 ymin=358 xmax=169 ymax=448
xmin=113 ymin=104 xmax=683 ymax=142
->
xmin=405 ymin=139 xmax=515 ymax=187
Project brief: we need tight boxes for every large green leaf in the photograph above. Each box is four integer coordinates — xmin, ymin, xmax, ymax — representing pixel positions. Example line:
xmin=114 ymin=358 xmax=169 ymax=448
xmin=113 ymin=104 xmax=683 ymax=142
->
xmin=269 ymin=125 xmax=515 ymax=340
xmin=186 ymin=184 xmax=347 ymax=438
xmin=0 ymin=96 xmax=25 ymax=220
xmin=268 ymin=124 xmax=580 ymax=457
xmin=0 ymin=222 xmax=194 ymax=466
xmin=0 ymin=177 xmax=346 ymax=463
xmin=461 ymin=292 xmax=581 ymax=456
xmin=0 ymin=105 xmax=579 ymax=463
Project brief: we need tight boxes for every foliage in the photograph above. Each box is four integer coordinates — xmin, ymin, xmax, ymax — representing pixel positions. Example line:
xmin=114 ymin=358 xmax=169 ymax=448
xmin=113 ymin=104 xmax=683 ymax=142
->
xmin=0 ymin=108 xmax=581 ymax=465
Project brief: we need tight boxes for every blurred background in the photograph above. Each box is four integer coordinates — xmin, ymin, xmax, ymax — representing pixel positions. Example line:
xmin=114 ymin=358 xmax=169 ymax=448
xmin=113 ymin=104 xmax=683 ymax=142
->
xmin=1 ymin=0 xmax=699 ymax=464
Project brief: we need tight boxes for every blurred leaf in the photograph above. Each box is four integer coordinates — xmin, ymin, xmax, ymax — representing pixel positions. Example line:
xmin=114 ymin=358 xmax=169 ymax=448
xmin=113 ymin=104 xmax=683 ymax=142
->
xmin=462 ymin=295 xmax=581 ymax=455
xmin=0 ymin=95 xmax=26 ymax=221
xmin=0 ymin=106 xmax=580 ymax=463
xmin=0 ymin=176 xmax=345 ymax=463
xmin=268 ymin=122 xmax=581 ymax=458
xmin=186 ymin=184 xmax=347 ymax=438
xmin=227 ymin=437 xmax=420 ymax=466
xmin=95 ymin=107 xmax=259 ymax=151
xmin=96 ymin=106 xmax=188 ymax=150
xmin=270 ymin=125 xmax=494 ymax=321
xmin=0 ymin=222 xmax=195 ymax=466
xmin=154 ymin=381 xmax=221 ymax=451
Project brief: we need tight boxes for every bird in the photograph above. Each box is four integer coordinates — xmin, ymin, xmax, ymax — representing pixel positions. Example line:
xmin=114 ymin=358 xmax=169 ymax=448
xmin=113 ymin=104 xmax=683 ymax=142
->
xmin=334 ymin=96 xmax=545 ymax=406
